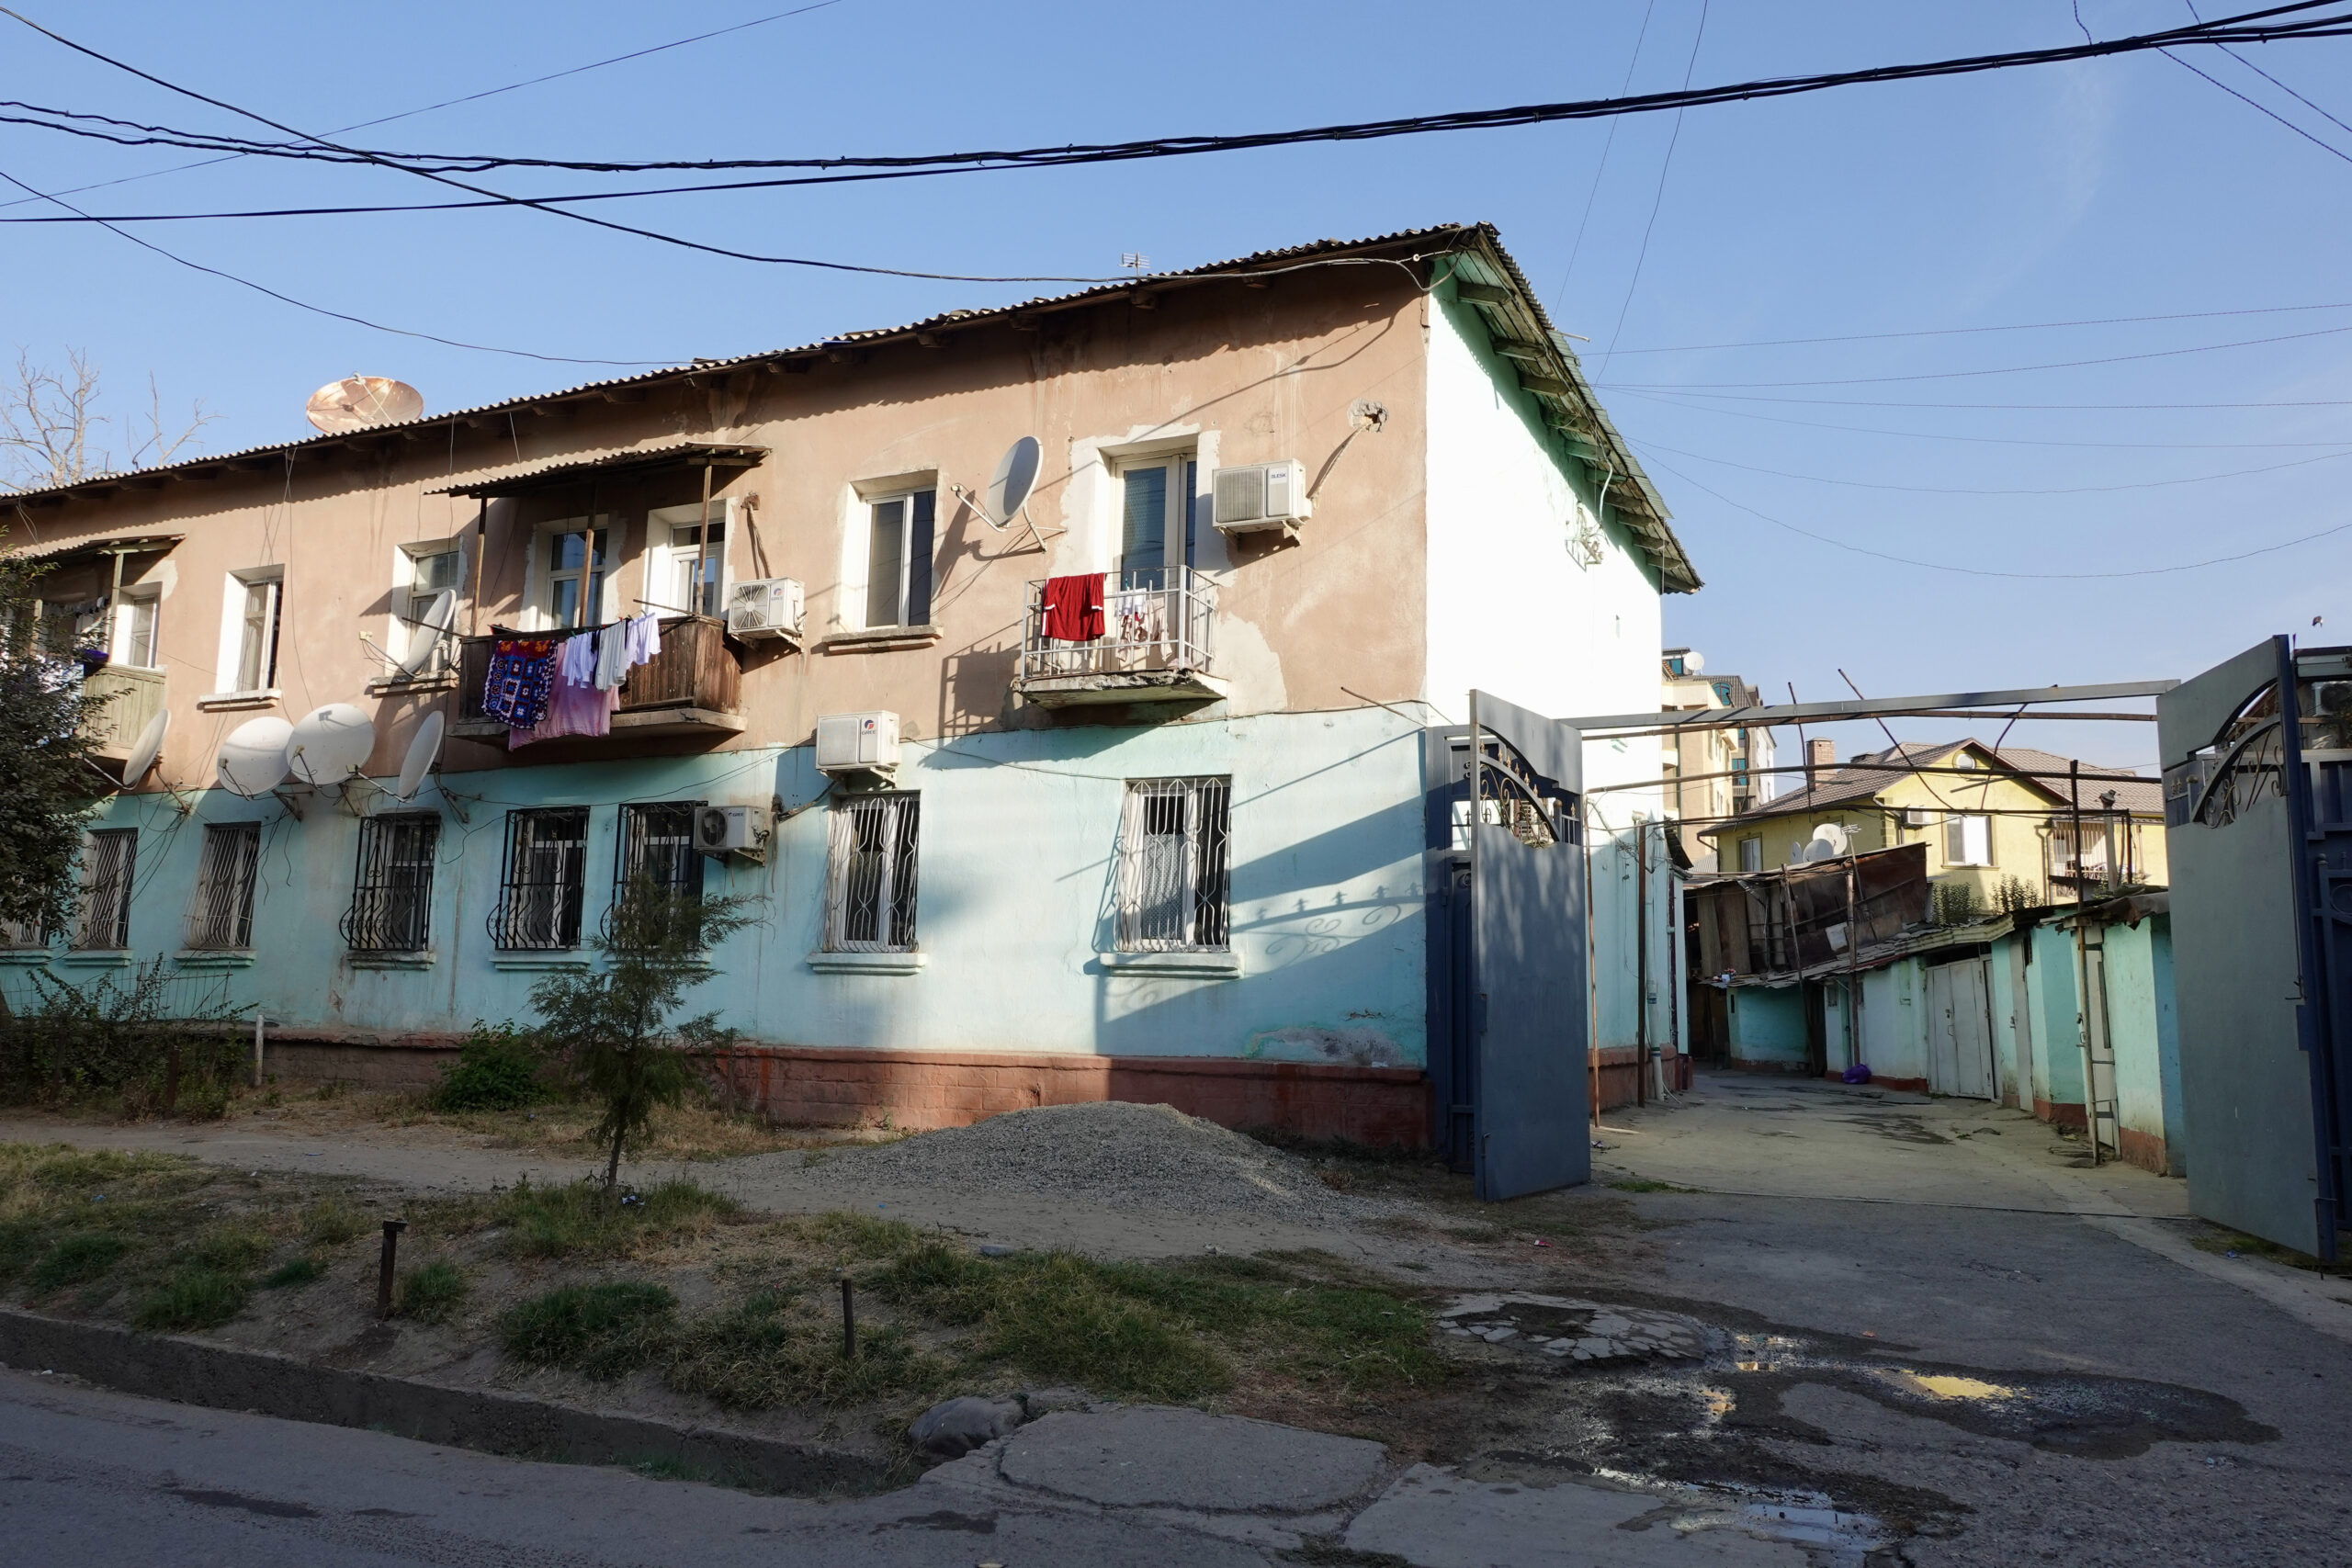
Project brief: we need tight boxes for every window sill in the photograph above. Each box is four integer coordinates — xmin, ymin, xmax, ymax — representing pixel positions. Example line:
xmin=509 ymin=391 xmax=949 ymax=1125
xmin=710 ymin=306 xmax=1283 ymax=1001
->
xmin=198 ymin=690 xmax=282 ymax=713
xmin=807 ymin=950 xmax=926 ymax=976
xmin=492 ymin=952 xmax=589 ymax=971
xmin=56 ymin=950 xmax=134 ymax=968
xmin=349 ymin=951 xmax=435 ymax=970
xmin=1097 ymin=950 xmax=1242 ymax=977
xmin=820 ymin=625 xmax=941 ymax=655
xmin=175 ymin=950 xmax=255 ymax=969
xmin=0 ymin=949 xmax=51 ymax=965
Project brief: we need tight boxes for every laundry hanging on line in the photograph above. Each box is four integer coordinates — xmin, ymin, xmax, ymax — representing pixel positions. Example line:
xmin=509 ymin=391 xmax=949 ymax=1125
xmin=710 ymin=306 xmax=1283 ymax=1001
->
xmin=484 ymin=613 xmax=663 ymax=743
xmin=1040 ymin=574 xmax=1105 ymax=642
xmin=480 ymin=637 xmax=560 ymax=728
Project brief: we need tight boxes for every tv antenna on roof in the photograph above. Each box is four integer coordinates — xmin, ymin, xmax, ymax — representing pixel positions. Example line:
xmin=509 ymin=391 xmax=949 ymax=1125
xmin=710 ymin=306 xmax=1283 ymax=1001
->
xmin=948 ymin=435 xmax=1055 ymax=555
xmin=305 ymin=376 xmax=424 ymax=434
xmin=1121 ymin=252 xmax=1149 ymax=275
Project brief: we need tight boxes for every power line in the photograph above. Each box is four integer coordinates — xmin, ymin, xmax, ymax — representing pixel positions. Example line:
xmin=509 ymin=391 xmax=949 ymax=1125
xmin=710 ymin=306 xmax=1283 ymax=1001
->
xmin=2161 ymin=45 xmax=2352 ymax=163
xmin=1611 ymin=386 xmax=2352 ymax=448
xmin=1638 ymin=454 xmax=2352 ymax=578
xmin=0 ymin=1 xmax=854 ymax=210
xmin=1600 ymin=0 xmax=1710 ymax=373
xmin=0 ymin=162 xmax=667 ymax=367
xmin=1630 ymin=434 xmax=2352 ymax=494
xmin=1600 ymin=389 xmax=2352 ymax=411
xmin=1606 ymin=299 xmax=2352 ymax=355
xmin=1555 ymin=0 xmax=1657 ymax=307
xmin=1 ymin=2 xmax=2346 ymax=220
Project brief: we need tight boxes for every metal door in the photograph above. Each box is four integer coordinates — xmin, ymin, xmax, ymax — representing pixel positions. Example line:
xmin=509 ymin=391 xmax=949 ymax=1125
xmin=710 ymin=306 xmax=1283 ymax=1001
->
xmin=1926 ymin=963 xmax=1959 ymax=1094
xmin=2161 ymin=637 xmax=2352 ymax=1259
xmin=2080 ymin=934 xmax=2120 ymax=1157
xmin=1466 ymin=691 xmax=1590 ymax=1201
xmin=1951 ymin=956 xmax=1996 ymax=1100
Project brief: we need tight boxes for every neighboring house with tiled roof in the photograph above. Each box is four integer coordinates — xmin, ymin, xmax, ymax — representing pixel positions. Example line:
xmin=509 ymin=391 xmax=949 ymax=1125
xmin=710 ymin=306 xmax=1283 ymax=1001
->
xmin=1697 ymin=737 xmax=2165 ymax=912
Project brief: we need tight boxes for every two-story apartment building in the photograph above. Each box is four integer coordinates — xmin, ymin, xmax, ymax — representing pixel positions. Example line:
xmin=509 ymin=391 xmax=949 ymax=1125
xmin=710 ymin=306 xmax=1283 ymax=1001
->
xmin=1658 ymin=649 xmax=1773 ymax=870
xmin=1 ymin=224 xmax=1696 ymax=1152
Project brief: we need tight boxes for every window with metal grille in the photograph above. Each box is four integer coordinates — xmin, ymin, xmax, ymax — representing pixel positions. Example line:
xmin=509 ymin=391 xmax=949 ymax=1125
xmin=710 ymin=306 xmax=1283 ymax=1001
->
xmin=73 ymin=829 xmax=136 ymax=950
xmin=605 ymin=802 xmax=706 ymax=944
xmin=342 ymin=813 xmax=440 ymax=953
xmin=187 ymin=823 xmax=260 ymax=950
xmin=490 ymin=807 xmax=591 ymax=950
xmin=1114 ymin=777 xmax=1230 ymax=952
xmin=823 ymin=793 xmax=920 ymax=952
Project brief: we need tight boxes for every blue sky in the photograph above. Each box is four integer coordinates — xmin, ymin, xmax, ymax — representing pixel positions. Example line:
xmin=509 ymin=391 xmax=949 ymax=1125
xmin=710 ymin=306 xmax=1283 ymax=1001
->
xmin=6 ymin=1 xmax=2348 ymax=773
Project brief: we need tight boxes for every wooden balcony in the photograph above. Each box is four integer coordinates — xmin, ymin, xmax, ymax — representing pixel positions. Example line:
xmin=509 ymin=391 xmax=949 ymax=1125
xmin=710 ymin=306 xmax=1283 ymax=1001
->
xmin=81 ymin=663 xmax=166 ymax=761
xmin=453 ymin=615 xmax=745 ymax=741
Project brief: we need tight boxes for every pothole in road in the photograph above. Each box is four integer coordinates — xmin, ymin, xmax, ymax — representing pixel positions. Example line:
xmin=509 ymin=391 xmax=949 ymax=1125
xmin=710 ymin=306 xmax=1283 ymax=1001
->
xmin=1435 ymin=1292 xmax=1721 ymax=1364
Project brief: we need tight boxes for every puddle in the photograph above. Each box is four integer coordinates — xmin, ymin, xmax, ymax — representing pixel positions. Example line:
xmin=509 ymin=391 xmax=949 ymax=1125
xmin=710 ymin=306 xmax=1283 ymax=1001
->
xmin=1891 ymin=1371 xmax=2015 ymax=1403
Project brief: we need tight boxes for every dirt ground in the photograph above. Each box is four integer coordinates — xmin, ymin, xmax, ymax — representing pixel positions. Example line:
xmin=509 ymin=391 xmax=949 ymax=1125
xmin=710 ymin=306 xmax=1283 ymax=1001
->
xmin=5 ymin=1074 xmax=2348 ymax=1565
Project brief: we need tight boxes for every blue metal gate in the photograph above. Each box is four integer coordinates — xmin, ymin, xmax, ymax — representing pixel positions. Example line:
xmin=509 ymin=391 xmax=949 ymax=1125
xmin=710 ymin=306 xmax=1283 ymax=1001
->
xmin=2161 ymin=637 xmax=2352 ymax=1259
xmin=1425 ymin=692 xmax=1589 ymax=1201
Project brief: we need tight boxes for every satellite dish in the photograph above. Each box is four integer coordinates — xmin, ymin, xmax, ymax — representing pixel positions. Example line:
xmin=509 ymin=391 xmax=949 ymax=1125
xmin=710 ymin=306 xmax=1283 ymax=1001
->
xmin=119 ymin=708 xmax=168 ymax=789
xmin=1804 ymin=824 xmax=1849 ymax=862
xmin=393 ymin=712 xmax=445 ymax=802
xmin=304 ymin=376 xmax=424 ymax=434
xmin=983 ymin=436 xmax=1043 ymax=529
xmin=217 ymin=716 xmax=295 ymax=797
xmin=398 ymin=588 xmax=458 ymax=676
xmin=285 ymin=703 xmax=377 ymax=786
xmin=1682 ymin=650 xmax=1705 ymax=675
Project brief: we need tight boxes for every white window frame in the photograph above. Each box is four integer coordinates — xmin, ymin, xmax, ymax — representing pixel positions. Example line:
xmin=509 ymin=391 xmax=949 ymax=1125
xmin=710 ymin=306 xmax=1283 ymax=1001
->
xmin=110 ymin=585 xmax=160 ymax=670
xmin=646 ymin=499 xmax=734 ymax=619
xmin=1946 ymin=813 xmax=1993 ymax=867
xmin=1114 ymin=776 xmax=1232 ymax=953
xmin=212 ymin=567 xmax=283 ymax=699
xmin=858 ymin=486 xmax=935 ymax=630
xmin=1737 ymin=836 xmax=1762 ymax=874
xmin=393 ymin=537 xmax=464 ymax=673
xmin=526 ymin=515 xmax=615 ymax=632
xmin=822 ymin=792 xmax=921 ymax=953
xmin=1112 ymin=451 xmax=1197 ymax=585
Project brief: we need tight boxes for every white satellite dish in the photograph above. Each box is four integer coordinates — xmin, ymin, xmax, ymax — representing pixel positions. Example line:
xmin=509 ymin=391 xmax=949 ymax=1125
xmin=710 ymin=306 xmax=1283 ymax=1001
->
xmin=1803 ymin=824 xmax=1850 ymax=862
xmin=397 ymin=588 xmax=458 ymax=676
xmin=217 ymin=716 xmax=296 ymax=797
xmin=285 ymin=704 xmax=377 ymax=786
xmin=983 ymin=435 xmax=1043 ymax=529
xmin=393 ymin=712 xmax=445 ymax=802
xmin=119 ymin=708 xmax=168 ymax=789
xmin=304 ymin=376 xmax=424 ymax=434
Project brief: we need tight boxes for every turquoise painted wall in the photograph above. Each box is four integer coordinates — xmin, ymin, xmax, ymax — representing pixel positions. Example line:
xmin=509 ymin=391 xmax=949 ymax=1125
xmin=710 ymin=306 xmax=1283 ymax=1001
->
xmin=16 ymin=707 xmax=1436 ymax=1068
xmin=1726 ymin=984 xmax=1807 ymax=1067
xmin=2024 ymin=922 xmax=2086 ymax=1109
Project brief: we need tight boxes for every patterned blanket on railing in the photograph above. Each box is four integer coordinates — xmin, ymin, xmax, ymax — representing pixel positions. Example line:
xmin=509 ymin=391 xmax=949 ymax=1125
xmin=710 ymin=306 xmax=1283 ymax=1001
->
xmin=481 ymin=637 xmax=560 ymax=728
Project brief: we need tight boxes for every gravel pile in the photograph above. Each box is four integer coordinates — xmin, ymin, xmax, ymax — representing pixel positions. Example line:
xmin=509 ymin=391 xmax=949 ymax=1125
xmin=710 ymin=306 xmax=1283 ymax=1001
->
xmin=798 ymin=1100 xmax=1383 ymax=1224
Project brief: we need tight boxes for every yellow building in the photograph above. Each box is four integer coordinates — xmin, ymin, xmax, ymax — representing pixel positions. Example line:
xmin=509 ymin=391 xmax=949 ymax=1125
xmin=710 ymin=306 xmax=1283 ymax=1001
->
xmin=1701 ymin=739 xmax=2165 ymax=917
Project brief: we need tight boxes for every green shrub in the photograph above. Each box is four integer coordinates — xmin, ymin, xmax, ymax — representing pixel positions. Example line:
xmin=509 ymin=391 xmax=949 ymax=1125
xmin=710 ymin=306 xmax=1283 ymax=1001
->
xmin=497 ymin=1179 xmax=735 ymax=1260
xmin=499 ymin=1280 xmax=675 ymax=1378
xmin=187 ymin=1223 xmax=272 ymax=1272
xmin=132 ymin=1267 xmax=246 ymax=1331
xmin=301 ymin=1198 xmax=366 ymax=1247
xmin=394 ymin=1259 xmax=467 ymax=1323
xmin=28 ymin=1231 xmax=125 ymax=1293
xmin=262 ymin=1257 xmax=324 ymax=1289
xmin=666 ymin=1289 xmax=945 ymax=1409
xmin=430 ymin=1022 xmax=549 ymax=1112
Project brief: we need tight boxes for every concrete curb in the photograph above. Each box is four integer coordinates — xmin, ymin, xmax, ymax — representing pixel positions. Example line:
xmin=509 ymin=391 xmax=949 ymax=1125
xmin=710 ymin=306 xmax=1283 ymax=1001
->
xmin=0 ymin=1308 xmax=886 ymax=1495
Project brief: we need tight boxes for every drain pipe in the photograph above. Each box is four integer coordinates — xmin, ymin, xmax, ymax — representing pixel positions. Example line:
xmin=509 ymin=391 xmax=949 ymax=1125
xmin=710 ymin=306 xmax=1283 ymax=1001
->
xmin=251 ymin=1008 xmax=265 ymax=1090
xmin=1634 ymin=819 xmax=1649 ymax=1109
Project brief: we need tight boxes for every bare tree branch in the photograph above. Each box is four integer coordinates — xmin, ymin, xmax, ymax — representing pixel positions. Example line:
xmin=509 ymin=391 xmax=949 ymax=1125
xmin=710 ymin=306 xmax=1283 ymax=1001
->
xmin=0 ymin=349 xmax=214 ymax=492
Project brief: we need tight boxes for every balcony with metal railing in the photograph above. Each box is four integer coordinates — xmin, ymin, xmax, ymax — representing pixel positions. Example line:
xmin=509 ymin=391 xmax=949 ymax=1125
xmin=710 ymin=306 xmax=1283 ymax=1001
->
xmin=452 ymin=615 xmax=746 ymax=741
xmin=1012 ymin=566 xmax=1228 ymax=708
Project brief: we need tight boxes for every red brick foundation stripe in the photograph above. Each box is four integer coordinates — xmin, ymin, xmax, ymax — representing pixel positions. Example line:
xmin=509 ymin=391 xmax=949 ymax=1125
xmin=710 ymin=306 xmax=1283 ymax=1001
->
xmin=701 ymin=1045 xmax=1432 ymax=1149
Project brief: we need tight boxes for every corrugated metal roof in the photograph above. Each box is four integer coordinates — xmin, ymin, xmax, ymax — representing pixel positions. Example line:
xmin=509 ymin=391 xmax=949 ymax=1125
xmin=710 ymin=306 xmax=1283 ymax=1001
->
xmin=1709 ymin=739 xmax=2159 ymax=835
xmin=428 ymin=442 xmax=767 ymax=498
xmin=1 ymin=222 xmax=1696 ymax=589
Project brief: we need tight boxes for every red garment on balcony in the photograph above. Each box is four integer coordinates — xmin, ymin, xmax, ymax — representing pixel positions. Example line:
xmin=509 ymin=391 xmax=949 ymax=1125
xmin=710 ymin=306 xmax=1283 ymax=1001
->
xmin=1041 ymin=573 xmax=1105 ymax=641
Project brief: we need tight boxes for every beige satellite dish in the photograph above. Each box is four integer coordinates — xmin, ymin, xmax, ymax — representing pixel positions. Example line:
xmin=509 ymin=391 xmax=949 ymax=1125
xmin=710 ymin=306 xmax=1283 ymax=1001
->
xmin=305 ymin=376 xmax=424 ymax=434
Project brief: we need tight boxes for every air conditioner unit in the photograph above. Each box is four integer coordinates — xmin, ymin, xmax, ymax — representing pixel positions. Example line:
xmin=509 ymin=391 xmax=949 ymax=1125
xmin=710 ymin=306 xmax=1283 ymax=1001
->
xmin=694 ymin=804 xmax=771 ymax=861
xmin=725 ymin=577 xmax=804 ymax=642
xmin=1903 ymin=807 xmax=1936 ymax=829
xmin=1212 ymin=459 xmax=1311 ymax=536
xmin=816 ymin=710 xmax=900 ymax=780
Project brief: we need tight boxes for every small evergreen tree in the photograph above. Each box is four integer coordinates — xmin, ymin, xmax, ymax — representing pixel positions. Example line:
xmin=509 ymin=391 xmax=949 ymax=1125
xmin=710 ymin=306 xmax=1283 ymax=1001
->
xmin=527 ymin=878 xmax=750 ymax=1189
xmin=0 ymin=531 xmax=101 ymax=942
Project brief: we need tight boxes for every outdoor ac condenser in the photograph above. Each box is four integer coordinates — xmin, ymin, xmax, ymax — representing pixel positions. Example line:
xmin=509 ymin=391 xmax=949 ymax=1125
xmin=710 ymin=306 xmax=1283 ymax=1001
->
xmin=816 ymin=710 xmax=900 ymax=779
xmin=725 ymin=578 xmax=805 ymax=641
xmin=695 ymin=804 xmax=771 ymax=861
xmin=1212 ymin=459 xmax=1311 ymax=536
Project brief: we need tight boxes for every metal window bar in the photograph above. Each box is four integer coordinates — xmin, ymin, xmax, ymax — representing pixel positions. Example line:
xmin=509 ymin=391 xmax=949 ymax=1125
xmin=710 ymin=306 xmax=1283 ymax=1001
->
xmin=342 ymin=813 xmax=440 ymax=953
xmin=605 ymin=802 xmax=706 ymax=944
xmin=1018 ymin=565 xmax=1215 ymax=684
xmin=824 ymin=793 xmax=920 ymax=952
xmin=187 ymin=823 xmax=260 ymax=950
xmin=490 ymin=808 xmax=591 ymax=950
xmin=1114 ymin=777 xmax=1231 ymax=952
xmin=72 ymin=829 xmax=136 ymax=950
